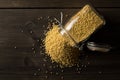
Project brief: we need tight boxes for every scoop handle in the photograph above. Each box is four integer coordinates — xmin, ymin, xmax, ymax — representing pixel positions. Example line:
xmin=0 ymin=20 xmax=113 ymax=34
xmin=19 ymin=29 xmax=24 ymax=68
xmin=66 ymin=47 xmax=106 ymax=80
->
xmin=86 ymin=42 xmax=112 ymax=52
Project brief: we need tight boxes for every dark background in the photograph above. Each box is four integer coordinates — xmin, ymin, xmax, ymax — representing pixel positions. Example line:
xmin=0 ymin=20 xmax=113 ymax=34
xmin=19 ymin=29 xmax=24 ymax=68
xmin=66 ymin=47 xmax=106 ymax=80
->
xmin=0 ymin=0 xmax=120 ymax=80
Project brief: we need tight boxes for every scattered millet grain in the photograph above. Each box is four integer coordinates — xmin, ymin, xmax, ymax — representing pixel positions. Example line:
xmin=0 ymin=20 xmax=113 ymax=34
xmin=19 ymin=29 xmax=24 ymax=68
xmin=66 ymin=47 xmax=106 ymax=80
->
xmin=44 ymin=25 xmax=80 ymax=67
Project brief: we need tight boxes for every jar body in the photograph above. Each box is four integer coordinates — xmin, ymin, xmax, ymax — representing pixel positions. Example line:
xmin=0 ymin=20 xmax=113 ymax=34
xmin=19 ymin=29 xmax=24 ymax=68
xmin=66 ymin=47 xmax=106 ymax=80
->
xmin=60 ymin=5 xmax=105 ymax=46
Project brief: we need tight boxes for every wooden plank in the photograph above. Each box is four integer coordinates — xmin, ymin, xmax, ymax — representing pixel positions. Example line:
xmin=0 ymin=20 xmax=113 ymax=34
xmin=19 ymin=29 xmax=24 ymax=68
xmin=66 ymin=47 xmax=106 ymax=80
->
xmin=0 ymin=0 xmax=119 ymax=8
xmin=90 ymin=0 xmax=120 ymax=8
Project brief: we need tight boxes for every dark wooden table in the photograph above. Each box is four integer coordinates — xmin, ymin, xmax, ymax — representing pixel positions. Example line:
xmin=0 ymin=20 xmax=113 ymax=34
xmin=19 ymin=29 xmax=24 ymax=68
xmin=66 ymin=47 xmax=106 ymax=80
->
xmin=0 ymin=0 xmax=120 ymax=80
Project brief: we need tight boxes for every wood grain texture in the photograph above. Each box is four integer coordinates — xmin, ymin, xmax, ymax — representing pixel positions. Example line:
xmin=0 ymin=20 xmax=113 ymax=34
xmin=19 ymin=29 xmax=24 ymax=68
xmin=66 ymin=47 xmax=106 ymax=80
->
xmin=0 ymin=0 xmax=120 ymax=80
